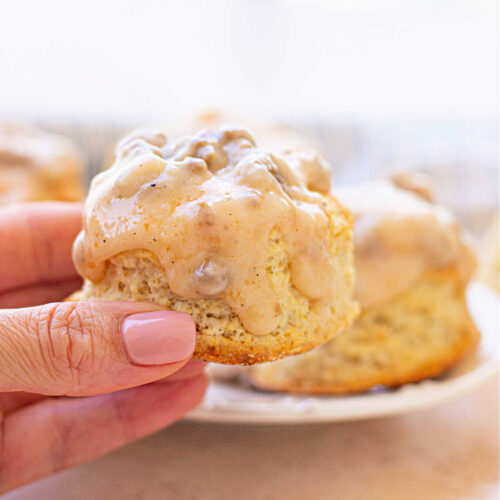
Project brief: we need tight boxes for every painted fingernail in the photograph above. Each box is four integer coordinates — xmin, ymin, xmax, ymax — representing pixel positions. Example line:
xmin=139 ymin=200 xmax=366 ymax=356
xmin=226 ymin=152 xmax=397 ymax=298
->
xmin=122 ymin=311 xmax=196 ymax=365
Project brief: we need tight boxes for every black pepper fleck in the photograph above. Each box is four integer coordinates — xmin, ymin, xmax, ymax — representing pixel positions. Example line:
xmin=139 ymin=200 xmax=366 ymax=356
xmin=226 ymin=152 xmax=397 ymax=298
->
xmin=150 ymin=183 xmax=156 ymax=187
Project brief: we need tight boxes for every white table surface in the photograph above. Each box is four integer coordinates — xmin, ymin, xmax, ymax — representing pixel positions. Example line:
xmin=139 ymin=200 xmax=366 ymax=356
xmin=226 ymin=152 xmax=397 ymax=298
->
xmin=6 ymin=376 xmax=498 ymax=500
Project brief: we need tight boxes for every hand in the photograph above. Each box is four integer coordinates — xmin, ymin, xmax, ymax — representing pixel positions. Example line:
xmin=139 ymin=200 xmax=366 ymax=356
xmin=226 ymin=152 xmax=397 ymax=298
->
xmin=0 ymin=203 xmax=207 ymax=493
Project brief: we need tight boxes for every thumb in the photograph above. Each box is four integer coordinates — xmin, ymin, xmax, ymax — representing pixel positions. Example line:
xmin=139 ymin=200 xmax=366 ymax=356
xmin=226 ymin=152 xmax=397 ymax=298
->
xmin=0 ymin=301 xmax=197 ymax=396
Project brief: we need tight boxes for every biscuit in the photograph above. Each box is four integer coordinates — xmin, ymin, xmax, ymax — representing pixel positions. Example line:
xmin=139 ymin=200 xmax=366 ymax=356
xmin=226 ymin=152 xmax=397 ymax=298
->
xmin=0 ymin=122 xmax=84 ymax=204
xmin=251 ymin=180 xmax=478 ymax=390
xmin=70 ymin=127 xmax=357 ymax=364
xmin=476 ymin=213 xmax=499 ymax=291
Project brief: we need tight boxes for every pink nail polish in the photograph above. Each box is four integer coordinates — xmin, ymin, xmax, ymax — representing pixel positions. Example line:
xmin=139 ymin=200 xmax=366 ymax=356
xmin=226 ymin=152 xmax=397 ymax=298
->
xmin=122 ymin=311 xmax=196 ymax=365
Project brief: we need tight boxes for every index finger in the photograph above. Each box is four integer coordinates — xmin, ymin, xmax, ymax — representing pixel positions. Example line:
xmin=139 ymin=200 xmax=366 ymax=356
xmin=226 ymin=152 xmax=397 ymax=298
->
xmin=0 ymin=202 xmax=82 ymax=293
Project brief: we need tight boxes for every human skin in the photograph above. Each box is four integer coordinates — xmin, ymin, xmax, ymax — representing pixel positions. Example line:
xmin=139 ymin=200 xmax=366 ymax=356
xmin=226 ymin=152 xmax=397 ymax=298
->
xmin=0 ymin=202 xmax=207 ymax=493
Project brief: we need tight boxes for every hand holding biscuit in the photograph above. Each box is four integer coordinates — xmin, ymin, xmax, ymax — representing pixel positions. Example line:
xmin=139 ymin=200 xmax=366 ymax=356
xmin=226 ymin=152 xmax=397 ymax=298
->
xmin=0 ymin=202 xmax=206 ymax=493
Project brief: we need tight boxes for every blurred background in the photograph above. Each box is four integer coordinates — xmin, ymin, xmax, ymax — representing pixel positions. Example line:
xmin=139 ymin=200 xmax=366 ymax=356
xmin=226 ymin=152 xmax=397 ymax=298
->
xmin=1 ymin=0 xmax=497 ymax=235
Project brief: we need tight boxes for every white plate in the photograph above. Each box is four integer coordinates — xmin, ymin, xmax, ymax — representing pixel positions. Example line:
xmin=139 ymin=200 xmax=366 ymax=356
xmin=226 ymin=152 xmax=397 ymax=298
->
xmin=187 ymin=283 xmax=499 ymax=424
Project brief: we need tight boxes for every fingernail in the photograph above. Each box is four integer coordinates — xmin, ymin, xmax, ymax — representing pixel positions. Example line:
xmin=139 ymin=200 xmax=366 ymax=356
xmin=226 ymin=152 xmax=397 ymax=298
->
xmin=122 ymin=311 xmax=196 ymax=365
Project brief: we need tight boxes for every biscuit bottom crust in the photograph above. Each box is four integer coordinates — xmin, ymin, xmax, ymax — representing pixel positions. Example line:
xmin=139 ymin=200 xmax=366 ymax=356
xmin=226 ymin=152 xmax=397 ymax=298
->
xmin=250 ymin=269 xmax=479 ymax=392
xmin=70 ymin=227 xmax=357 ymax=365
